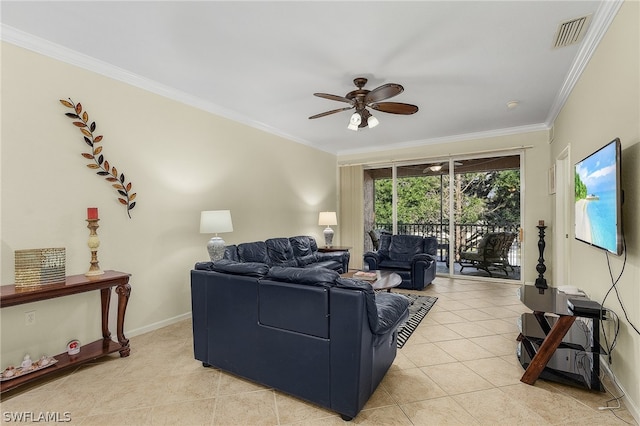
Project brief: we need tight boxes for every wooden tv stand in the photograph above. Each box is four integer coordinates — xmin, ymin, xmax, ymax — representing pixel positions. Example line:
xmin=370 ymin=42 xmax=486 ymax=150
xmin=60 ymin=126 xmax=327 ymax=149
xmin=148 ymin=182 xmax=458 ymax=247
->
xmin=0 ymin=270 xmax=131 ymax=393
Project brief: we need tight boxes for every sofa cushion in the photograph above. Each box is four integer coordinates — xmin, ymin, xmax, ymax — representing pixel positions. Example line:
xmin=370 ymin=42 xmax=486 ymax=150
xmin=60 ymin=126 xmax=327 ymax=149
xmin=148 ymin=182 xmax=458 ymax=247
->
xmin=265 ymin=266 xmax=339 ymax=287
xmin=223 ymin=245 xmax=239 ymax=262
xmin=423 ymin=237 xmax=438 ymax=256
xmin=296 ymin=254 xmax=317 ymax=267
xmin=289 ymin=236 xmax=318 ymax=266
xmin=210 ymin=259 xmax=270 ymax=277
xmin=265 ymin=238 xmax=298 ymax=267
xmin=388 ymin=235 xmax=424 ymax=262
xmin=238 ymin=241 xmax=271 ymax=264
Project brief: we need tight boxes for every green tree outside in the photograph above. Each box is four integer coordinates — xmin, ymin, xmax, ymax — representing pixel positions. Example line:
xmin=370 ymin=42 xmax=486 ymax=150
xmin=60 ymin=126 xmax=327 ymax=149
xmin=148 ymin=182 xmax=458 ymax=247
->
xmin=374 ymin=170 xmax=520 ymax=228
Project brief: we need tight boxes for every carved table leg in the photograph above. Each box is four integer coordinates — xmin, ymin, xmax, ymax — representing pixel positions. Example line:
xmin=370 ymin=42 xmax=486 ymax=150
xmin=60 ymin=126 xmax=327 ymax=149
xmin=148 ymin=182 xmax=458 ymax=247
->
xmin=100 ymin=288 xmax=112 ymax=340
xmin=115 ymin=283 xmax=131 ymax=357
xmin=521 ymin=315 xmax=576 ymax=385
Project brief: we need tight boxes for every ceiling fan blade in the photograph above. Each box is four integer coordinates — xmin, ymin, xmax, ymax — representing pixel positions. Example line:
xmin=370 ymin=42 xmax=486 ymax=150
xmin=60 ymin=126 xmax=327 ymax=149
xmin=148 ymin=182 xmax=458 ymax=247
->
xmin=370 ymin=102 xmax=419 ymax=115
xmin=313 ymin=93 xmax=355 ymax=105
xmin=365 ymin=83 xmax=404 ymax=103
xmin=308 ymin=106 xmax=354 ymax=119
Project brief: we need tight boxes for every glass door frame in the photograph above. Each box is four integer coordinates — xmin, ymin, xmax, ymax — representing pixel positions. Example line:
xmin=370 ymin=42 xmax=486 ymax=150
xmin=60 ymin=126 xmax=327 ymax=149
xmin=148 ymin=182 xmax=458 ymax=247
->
xmin=365 ymin=150 xmax=525 ymax=282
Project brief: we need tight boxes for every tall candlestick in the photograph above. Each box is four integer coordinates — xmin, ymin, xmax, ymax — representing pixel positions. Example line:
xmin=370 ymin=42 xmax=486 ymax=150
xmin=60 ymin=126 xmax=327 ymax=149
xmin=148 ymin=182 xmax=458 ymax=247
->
xmin=535 ymin=224 xmax=548 ymax=293
xmin=85 ymin=218 xmax=104 ymax=276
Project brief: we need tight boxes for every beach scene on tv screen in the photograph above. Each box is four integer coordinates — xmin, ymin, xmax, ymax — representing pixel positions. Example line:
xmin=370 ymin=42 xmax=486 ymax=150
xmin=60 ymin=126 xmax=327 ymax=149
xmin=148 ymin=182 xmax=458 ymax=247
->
xmin=575 ymin=142 xmax=618 ymax=252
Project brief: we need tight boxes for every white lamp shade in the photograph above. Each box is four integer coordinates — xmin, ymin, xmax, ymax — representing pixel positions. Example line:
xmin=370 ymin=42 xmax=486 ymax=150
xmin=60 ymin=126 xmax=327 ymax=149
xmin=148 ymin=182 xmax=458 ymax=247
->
xmin=318 ymin=211 xmax=337 ymax=226
xmin=200 ymin=210 xmax=233 ymax=234
xmin=367 ymin=115 xmax=379 ymax=128
xmin=347 ymin=112 xmax=361 ymax=131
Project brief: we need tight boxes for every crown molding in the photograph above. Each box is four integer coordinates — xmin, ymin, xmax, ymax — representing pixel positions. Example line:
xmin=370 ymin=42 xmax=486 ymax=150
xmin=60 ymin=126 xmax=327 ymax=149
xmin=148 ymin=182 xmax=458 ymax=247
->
xmin=0 ymin=24 xmax=319 ymax=152
xmin=545 ymin=0 xmax=624 ymax=126
xmin=336 ymin=123 xmax=550 ymax=157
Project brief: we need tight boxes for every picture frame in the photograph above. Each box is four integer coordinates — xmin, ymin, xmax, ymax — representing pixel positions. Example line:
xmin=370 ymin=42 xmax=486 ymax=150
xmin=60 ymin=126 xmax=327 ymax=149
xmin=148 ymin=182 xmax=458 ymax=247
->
xmin=548 ymin=164 xmax=556 ymax=194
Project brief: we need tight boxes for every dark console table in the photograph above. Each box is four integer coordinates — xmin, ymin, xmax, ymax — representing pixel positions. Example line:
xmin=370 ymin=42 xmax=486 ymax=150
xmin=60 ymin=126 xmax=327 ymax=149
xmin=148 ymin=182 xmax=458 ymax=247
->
xmin=0 ymin=270 xmax=131 ymax=393
xmin=517 ymin=284 xmax=604 ymax=391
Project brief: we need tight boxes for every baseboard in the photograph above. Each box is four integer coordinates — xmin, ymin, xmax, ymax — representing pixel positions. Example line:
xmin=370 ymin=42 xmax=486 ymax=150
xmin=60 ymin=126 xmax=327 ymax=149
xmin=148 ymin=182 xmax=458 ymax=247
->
xmin=125 ymin=312 xmax=192 ymax=338
xmin=600 ymin=355 xmax=640 ymax=424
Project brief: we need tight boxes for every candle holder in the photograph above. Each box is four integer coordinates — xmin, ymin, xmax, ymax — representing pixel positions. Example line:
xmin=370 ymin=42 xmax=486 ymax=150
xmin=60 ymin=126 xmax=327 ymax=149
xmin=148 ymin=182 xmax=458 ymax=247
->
xmin=535 ymin=225 xmax=548 ymax=293
xmin=85 ymin=219 xmax=104 ymax=277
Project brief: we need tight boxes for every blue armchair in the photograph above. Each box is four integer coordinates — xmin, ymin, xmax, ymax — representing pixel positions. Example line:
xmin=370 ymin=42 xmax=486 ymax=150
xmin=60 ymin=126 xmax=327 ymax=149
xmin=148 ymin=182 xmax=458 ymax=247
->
xmin=363 ymin=234 xmax=437 ymax=290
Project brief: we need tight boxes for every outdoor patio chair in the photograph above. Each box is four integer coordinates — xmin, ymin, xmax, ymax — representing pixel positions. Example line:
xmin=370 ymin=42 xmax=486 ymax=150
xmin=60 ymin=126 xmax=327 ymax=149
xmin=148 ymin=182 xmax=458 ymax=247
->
xmin=458 ymin=231 xmax=515 ymax=277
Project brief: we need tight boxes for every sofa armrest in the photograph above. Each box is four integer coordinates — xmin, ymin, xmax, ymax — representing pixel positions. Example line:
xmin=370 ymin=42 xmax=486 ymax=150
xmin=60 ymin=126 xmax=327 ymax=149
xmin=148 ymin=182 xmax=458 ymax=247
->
xmin=411 ymin=253 xmax=435 ymax=265
xmin=334 ymin=278 xmax=409 ymax=335
xmin=410 ymin=253 xmax=436 ymax=290
xmin=373 ymin=293 xmax=410 ymax=335
xmin=194 ymin=261 xmax=214 ymax=270
xmin=317 ymin=251 xmax=350 ymax=273
xmin=363 ymin=251 xmax=381 ymax=270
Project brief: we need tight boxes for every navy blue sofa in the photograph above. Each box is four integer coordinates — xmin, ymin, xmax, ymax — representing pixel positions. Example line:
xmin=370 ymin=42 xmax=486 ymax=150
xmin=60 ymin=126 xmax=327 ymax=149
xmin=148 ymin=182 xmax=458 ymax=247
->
xmin=363 ymin=234 xmax=437 ymax=290
xmin=223 ymin=235 xmax=350 ymax=273
xmin=191 ymin=261 xmax=409 ymax=420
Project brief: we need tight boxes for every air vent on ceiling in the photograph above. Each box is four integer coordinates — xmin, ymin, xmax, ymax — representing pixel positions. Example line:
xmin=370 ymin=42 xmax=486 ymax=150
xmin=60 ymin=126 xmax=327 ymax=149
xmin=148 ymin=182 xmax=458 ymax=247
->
xmin=553 ymin=14 xmax=592 ymax=48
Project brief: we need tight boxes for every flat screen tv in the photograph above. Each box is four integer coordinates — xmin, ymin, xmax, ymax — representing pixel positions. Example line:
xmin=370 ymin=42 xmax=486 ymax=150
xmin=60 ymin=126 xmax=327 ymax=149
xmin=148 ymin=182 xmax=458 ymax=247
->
xmin=574 ymin=138 xmax=623 ymax=255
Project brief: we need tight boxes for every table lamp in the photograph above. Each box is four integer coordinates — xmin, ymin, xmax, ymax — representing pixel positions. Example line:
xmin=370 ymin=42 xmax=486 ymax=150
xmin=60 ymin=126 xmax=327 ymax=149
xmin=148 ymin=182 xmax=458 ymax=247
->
xmin=200 ymin=210 xmax=233 ymax=261
xmin=318 ymin=211 xmax=337 ymax=247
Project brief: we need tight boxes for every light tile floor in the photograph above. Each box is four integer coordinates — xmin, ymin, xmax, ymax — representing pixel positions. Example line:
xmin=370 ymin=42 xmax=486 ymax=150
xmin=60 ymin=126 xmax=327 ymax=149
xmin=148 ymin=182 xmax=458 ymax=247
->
xmin=1 ymin=276 xmax=637 ymax=425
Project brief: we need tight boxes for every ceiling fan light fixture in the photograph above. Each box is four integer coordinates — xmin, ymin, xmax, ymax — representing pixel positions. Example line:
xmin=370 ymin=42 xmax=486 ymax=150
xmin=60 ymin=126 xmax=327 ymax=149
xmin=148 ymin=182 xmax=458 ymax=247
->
xmin=348 ymin=112 xmax=361 ymax=131
xmin=367 ymin=115 xmax=379 ymax=128
xmin=429 ymin=165 xmax=443 ymax=172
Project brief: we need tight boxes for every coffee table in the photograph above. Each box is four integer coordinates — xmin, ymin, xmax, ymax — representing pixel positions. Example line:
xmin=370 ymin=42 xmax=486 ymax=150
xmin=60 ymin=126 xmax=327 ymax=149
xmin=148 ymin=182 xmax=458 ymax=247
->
xmin=342 ymin=270 xmax=402 ymax=292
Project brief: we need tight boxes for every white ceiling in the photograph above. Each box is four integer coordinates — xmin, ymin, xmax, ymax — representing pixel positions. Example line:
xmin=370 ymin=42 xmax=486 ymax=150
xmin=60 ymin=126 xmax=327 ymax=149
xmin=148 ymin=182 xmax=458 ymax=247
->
xmin=1 ymin=1 xmax=619 ymax=155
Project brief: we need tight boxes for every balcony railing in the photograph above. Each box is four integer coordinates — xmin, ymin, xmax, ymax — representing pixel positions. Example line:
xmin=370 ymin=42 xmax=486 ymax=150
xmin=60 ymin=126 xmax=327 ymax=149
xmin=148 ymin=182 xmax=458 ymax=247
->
xmin=373 ymin=222 xmax=521 ymax=266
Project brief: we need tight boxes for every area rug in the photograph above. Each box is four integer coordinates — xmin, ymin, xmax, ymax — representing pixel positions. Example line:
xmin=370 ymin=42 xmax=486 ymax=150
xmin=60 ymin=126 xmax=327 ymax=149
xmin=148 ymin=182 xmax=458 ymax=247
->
xmin=396 ymin=294 xmax=438 ymax=349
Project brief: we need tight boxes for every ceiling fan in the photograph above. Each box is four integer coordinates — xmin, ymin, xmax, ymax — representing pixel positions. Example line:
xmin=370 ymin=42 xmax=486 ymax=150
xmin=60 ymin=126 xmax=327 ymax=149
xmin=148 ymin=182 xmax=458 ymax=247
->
xmin=423 ymin=161 xmax=463 ymax=173
xmin=308 ymin=77 xmax=419 ymax=130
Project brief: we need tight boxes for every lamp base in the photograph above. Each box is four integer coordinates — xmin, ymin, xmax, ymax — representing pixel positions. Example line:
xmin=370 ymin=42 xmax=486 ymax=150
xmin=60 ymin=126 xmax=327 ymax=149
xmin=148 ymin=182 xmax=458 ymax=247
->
xmin=323 ymin=226 xmax=334 ymax=248
xmin=207 ymin=236 xmax=226 ymax=261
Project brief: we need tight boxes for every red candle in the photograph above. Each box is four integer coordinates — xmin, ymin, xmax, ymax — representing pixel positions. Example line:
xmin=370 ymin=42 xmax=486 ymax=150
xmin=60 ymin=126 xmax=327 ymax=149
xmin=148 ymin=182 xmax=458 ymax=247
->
xmin=87 ymin=207 xmax=99 ymax=220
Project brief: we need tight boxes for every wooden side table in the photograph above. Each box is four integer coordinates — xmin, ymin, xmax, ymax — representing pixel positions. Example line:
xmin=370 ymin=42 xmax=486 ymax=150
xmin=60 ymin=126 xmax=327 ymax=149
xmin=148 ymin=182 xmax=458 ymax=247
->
xmin=0 ymin=270 xmax=131 ymax=393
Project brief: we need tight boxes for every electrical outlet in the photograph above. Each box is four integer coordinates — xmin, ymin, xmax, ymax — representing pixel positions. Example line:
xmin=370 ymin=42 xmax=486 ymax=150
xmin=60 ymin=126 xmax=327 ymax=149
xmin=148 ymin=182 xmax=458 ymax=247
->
xmin=25 ymin=310 xmax=36 ymax=326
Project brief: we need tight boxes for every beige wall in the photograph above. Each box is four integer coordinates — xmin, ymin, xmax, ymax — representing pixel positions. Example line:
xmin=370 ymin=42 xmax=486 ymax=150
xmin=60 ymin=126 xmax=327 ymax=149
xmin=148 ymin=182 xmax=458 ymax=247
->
xmin=551 ymin=0 xmax=639 ymax=414
xmin=0 ymin=42 xmax=338 ymax=365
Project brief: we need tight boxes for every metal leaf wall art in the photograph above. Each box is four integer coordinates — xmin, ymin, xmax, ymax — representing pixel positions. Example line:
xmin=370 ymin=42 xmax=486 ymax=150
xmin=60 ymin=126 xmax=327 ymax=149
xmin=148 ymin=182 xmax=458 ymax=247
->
xmin=60 ymin=98 xmax=137 ymax=218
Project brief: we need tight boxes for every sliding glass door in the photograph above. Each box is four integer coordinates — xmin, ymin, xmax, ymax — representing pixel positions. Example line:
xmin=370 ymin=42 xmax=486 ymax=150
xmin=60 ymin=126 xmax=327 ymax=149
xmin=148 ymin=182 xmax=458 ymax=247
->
xmin=452 ymin=156 xmax=521 ymax=279
xmin=364 ymin=153 xmax=522 ymax=281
